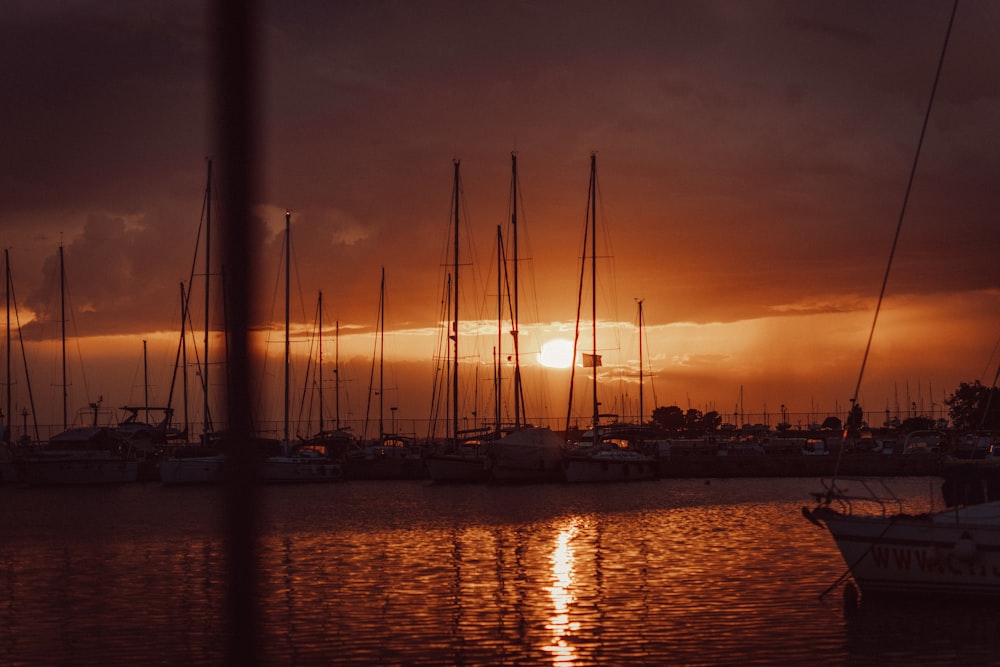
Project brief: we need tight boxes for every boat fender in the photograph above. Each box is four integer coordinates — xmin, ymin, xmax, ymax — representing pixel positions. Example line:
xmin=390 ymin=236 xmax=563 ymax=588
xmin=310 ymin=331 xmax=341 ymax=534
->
xmin=842 ymin=582 xmax=859 ymax=615
xmin=952 ymin=532 xmax=977 ymax=563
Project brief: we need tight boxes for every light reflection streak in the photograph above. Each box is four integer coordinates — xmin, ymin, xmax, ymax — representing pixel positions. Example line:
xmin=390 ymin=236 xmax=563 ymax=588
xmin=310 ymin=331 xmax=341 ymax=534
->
xmin=544 ymin=520 xmax=581 ymax=664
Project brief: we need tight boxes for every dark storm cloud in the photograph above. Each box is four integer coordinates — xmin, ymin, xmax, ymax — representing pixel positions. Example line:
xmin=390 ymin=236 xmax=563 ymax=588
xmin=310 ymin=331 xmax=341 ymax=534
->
xmin=2 ymin=0 xmax=998 ymax=341
xmin=0 ymin=2 xmax=207 ymax=217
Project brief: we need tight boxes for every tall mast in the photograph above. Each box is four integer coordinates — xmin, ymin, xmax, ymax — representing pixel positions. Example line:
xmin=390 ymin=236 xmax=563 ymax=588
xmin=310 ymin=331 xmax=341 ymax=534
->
xmin=589 ymin=154 xmax=599 ymax=428
xmin=451 ymin=159 xmax=460 ymax=444
xmin=284 ymin=210 xmax=291 ymax=445
xmin=335 ymin=320 xmax=341 ymax=429
xmin=496 ymin=225 xmax=503 ymax=431
xmin=379 ymin=267 xmax=385 ymax=438
xmin=510 ymin=152 xmax=523 ymax=427
xmin=637 ymin=299 xmax=644 ymax=424
xmin=318 ymin=291 xmax=324 ymax=434
xmin=143 ymin=339 xmax=149 ymax=422
xmin=2 ymin=248 xmax=14 ymax=439
xmin=60 ymin=244 xmax=67 ymax=430
xmin=203 ymin=158 xmax=212 ymax=440
xmin=4 ymin=249 xmax=10 ymax=440
xmin=179 ymin=282 xmax=189 ymax=438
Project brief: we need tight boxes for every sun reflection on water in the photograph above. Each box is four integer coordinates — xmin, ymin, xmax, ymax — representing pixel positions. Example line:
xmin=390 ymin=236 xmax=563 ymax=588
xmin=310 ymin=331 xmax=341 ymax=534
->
xmin=544 ymin=521 xmax=581 ymax=664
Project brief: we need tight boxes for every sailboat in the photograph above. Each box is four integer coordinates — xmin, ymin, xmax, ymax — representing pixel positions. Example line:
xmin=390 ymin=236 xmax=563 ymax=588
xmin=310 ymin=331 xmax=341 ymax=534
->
xmin=297 ymin=293 xmax=356 ymax=460
xmin=160 ymin=160 xmax=229 ymax=484
xmin=345 ymin=267 xmax=425 ymax=479
xmin=425 ymin=160 xmax=491 ymax=483
xmin=799 ymin=4 xmax=1000 ymax=599
xmin=561 ymin=154 xmax=656 ymax=483
xmin=23 ymin=246 xmax=139 ymax=485
xmin=484 ymin=153 xmax=565 ymax=483
xmin=256 ymin=211 xmax=343 ymax=483
xmin=114 ymin=340 xmax=186 ymax=480
xmin=2 ymin=249 xmax=34 ymax=483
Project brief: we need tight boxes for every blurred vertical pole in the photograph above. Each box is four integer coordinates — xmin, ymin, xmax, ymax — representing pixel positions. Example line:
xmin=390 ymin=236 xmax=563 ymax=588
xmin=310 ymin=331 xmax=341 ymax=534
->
xmin=211 ymin=0 xmax=260 ymax=664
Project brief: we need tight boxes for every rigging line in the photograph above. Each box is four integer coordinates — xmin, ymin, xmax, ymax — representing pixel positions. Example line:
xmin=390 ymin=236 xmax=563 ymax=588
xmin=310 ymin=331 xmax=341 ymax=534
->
xmin=566 ymin=175 xmax=593 ymax=433
xmin=61 ymin=262 xmax=94 ymax=414
xmin=295 ymin=297 xmax=320 ymax=437
xmin=426 ymin=272 xmax=451 ymax=441
xmin=256 ymin=228 xmax=286 ymax=425
xmin=8 ymin=270 xmax=41 ymax=442
xmin=817 ymin=511 xmax=903 ymax=601
xmin=834 ymin=0 xmax=958 ymax=476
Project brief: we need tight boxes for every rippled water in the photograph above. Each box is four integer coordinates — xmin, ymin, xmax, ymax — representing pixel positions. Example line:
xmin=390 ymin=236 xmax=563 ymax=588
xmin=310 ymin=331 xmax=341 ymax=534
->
xmin=2 ymin=477 xmax=999 ymax=665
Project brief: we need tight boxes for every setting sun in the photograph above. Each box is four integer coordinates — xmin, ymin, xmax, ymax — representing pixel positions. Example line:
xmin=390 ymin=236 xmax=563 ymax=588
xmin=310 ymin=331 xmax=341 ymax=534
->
xmin=538 ymin=338 xmax=576 ymax=369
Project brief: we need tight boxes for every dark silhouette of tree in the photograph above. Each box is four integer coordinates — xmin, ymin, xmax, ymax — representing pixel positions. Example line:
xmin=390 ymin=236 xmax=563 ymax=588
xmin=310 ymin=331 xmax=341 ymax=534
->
xmin=701 ymin=410 xmax=722 ymax=431
xmin=685 ymin=408 xmax=703 ymax=429
xmin=652 ymin=405 xmax=686 ymax=431
xmin=946 ymin=381 xmax=1000 ymax=430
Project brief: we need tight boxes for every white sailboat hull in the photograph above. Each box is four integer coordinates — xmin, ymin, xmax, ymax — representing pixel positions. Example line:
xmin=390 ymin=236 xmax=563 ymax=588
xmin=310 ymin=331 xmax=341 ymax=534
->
xmin=816 ymin=501 xmax=1000 ymax=597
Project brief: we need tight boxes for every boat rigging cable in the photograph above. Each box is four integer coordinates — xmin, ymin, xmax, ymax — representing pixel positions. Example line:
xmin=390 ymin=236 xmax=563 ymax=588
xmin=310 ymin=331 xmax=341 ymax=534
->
xmin=832 ymin=0 xmax=958 ymax=479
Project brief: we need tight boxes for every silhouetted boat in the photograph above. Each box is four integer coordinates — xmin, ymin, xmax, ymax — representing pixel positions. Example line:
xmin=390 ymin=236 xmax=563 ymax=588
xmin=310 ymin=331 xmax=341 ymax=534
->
xmin=561 ymin=154 xmax=656 ymax=483
xmin=345 ymin=434 xmax=426 ymax=480
xmin=159 ymin=161 xmax=227 ymax=485
xmin=425 ymin=434 xmax=490 ymax=483
xmin=563 ymin=423 xmax=658 ymax=483
xmin=24 ymin=425 xmax=138 ymax=485
xmin=486 ymin=425 xmax=564 ymax=483
xmin=159 ymin=440 xmax=227 ymax=485
xmin=804 ymin=467 xmax=1000 ymax=597
xmin=801 ymin=6 xmax=993 ymax=598
xmin=258 ymin=211 xmax=343 ymax=483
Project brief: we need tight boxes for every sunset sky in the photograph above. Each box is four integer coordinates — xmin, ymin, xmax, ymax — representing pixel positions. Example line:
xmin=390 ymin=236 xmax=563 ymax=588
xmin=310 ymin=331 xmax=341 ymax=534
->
xmin=2 ymin=0 xmax=998 ymax=439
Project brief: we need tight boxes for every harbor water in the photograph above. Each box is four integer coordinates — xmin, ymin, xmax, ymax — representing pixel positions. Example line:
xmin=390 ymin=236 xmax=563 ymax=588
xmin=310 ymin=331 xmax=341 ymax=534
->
xmin=2 ymin=477 xmax=999 ymax=665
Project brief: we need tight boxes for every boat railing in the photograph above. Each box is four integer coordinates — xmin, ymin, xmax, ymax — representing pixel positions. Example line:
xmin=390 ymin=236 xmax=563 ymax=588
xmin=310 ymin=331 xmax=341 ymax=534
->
xmin=811 ymin=476 xmax=905 ymax=517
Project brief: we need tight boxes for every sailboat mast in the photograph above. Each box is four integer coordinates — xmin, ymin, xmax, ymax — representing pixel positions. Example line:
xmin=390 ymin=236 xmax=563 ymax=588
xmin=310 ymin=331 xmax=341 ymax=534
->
xmin=60 ymin=244 xmax=67 ymax=430
xmin=511 ymin=152 xmax=523 ymax=427
xmin=318 ymin=291 xmax=324 ymax=434
xmin=637 ymin=299 xmax=644 ymax=424
xmin=143 ymin=340 xmax=149 ymax=423
xmin=284 ymin=210 xmax=291 ymax=445
xmin=180 ymin=282 xmax=189 ymax=438
xmin=335 ymin=320 xmax=340 ymax=430
xmin=203 ymin=158 xmax=212 ymax=441
xmin=590 ymin=153 xmax=599 ymax=428
xmin=496 ymin=225 xmax=503 ymax=431
xmin=379 ymin=267 xmax=385 ymax=438
xmin=4 ymin=249 xmax=10 ymax=440
xmin=451 ymin=159 xmax=460 ymax=444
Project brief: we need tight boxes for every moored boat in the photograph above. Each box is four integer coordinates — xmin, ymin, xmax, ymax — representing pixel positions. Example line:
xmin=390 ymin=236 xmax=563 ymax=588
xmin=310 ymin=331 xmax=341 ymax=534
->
xmin=486 ymin=426 xmax=564 ymax=483
xmin=425 ymin=431 xmax=490 ymax=483
xmin=563 ymin=424 xmax=657 ymax=483
xmin=159 ymin=441 xmax=227 ymax=485
xmin=803 ymin=467 xmax=1000 ymax=597
xmin=24 ymin=426 xmax=138 ymax=485
xmin=344 ymin=434 xmax=426 ymax=480
xmin=259 ymin=442 xmax=343 ymax=482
